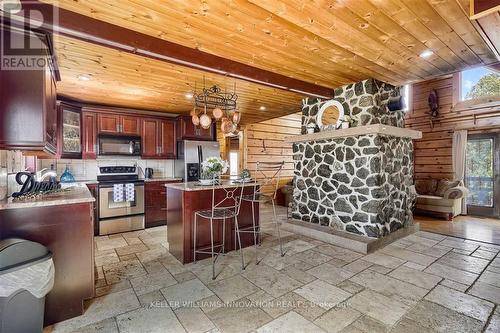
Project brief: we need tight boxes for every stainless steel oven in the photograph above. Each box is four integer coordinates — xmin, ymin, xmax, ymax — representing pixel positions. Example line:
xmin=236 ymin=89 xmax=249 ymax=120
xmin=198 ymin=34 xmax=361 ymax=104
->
xmin=97 ymin=166 xmax=145 ymax=235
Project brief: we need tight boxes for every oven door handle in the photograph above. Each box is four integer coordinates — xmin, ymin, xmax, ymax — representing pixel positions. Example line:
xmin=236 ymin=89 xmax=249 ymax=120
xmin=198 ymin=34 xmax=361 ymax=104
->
xmin=99 ymin=184 xmax=145 ymax=189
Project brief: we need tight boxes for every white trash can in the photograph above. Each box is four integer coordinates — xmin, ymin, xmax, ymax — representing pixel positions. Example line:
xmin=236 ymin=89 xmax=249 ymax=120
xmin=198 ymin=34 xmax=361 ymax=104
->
xmin=0 ymin=239 xmax=55 ymax=333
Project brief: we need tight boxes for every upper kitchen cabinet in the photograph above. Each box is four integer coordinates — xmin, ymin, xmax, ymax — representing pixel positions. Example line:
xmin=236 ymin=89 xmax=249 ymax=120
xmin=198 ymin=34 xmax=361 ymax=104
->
xmin=57 ymin=102 xmax=82 ymax=159
xmin=97 ymin=113 xmax=141 ymax=135
xmin=141 ymin=117 xmax=176 ymax=159
xmin=82 ymin=111 xmax=98 ymax=159
xmin=176 ymin=115 xmax=216 ymax=141
xmin=0 ymin=24 xmax=60 ymax=155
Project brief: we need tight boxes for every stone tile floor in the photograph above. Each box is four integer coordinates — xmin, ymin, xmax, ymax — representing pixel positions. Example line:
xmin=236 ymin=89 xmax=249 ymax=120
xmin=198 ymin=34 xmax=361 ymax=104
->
xmin=45 ymin=206 xmax=500 ymax=333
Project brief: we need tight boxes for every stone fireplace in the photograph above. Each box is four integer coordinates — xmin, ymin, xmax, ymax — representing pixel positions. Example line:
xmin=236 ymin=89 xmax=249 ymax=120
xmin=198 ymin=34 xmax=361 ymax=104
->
xmin=286 ymin=79 xmax=421 ymax=239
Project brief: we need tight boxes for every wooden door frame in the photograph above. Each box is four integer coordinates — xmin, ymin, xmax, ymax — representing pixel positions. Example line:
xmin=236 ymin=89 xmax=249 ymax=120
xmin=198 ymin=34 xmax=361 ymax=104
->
xmin=466 ymin=132 xmax=500 ymax=218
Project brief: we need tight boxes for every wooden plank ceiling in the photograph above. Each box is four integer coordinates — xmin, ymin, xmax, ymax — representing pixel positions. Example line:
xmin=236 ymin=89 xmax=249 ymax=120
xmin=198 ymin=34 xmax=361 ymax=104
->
xmin=54 ymin=36 xmax=304 ymax=124
xmin=44 ymin=0 xmax=498 ymax=121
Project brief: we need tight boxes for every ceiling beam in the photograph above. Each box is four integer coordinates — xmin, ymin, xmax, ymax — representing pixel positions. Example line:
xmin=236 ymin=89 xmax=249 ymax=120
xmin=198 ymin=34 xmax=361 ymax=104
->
xmin=7 ymin=0 xmax=333 ymax=99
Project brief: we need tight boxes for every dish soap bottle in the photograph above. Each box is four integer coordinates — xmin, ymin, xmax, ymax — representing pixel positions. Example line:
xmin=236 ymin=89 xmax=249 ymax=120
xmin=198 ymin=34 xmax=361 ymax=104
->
xmin=60 ymin=165 xmax=75 ymax=183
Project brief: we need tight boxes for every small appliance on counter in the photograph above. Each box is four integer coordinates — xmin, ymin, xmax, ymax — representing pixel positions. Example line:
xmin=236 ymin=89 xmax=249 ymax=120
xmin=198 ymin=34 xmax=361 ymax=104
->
xmin=144 ymin=168 xmax=154 ymax=179
xmin=97 ymin=166 xmax=144 ymax=235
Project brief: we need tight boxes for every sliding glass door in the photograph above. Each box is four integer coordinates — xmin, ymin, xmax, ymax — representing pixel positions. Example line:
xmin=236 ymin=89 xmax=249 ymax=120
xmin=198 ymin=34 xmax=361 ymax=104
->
xmin=465 ymin=133 xmax=500 ymax=217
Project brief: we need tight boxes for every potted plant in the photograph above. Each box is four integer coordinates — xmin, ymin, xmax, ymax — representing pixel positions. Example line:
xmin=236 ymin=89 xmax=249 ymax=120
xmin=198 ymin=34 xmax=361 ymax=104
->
xmin=199 ymin=156 xmax=229 ymax=185
xmin=240 ymin=168 xmax=251 ymax=182
xmin=342 ymin=115 xmax=358 ymax=128
xmin=306 ymin=122 xmax=316 ymax=134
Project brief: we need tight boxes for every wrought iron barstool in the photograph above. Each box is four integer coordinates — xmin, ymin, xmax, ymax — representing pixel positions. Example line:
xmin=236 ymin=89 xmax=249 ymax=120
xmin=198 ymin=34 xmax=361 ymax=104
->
xmin=193 ymin=174 xmax=245 ymax=280
xmin=235 ymin=161 xmax=285 ymax=267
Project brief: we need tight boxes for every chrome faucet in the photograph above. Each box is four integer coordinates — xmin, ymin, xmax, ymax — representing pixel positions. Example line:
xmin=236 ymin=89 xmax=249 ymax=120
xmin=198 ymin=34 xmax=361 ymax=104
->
xmin=36 ymin=168 xmax=57 ymax=181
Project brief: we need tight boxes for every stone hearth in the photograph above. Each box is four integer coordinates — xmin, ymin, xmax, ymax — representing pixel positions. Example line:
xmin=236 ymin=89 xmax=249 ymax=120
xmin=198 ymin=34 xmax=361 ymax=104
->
xmin=288 ymin=79 xmax=421 ymax=238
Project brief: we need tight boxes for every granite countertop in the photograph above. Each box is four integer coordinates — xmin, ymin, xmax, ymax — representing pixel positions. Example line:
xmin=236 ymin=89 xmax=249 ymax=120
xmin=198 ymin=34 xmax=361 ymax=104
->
xmin=165 ymin=180 xmax=259 ymax=192
xmin=144 ymin=177 xmax=183 ymax=183
xmin=0 ymin=186 xmax=95 ymax=211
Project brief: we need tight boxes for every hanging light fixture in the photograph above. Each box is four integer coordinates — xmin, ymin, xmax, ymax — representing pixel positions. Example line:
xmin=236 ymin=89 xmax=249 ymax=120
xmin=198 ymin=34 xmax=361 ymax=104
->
xmin=190 ymin=83 xmax=240 ymax=135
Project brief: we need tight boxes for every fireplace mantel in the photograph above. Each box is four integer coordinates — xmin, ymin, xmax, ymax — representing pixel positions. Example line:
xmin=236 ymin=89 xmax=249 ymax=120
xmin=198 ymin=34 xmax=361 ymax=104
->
xmin=284 ymin=124 xmax=422 ymax=143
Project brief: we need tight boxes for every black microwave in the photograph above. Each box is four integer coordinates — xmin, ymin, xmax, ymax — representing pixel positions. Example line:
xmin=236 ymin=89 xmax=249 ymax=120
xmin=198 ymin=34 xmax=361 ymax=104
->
xmin=98 ymin=135 xmax=141 ymax=156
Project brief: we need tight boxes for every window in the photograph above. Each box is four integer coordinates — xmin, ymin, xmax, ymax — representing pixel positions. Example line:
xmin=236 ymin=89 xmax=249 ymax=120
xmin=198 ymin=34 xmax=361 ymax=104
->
xmin=229 ymin=151 xmax=239 ymax=176
xmin=465 ymin=138 xmax=494 ymax=207
xmin=460 ymin=66 xmax=500 ymax=101
xmin=401 ymin=84 xmax=410 ymax=111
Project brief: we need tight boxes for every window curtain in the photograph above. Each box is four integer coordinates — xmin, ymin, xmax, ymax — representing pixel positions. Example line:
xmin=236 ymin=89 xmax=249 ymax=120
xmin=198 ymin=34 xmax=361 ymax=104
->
xmin=452 ymin=130 xmax=468 ymax=214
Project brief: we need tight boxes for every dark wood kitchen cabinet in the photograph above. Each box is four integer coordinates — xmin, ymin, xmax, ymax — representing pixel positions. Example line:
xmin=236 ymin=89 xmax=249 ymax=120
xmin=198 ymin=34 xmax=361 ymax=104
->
xmin=0 ymin=24 xmax=59 ymax=155
xmin=97 ymin=113 xmax=141 ymax=135
xmin=145 ymin=180 xmax=181 ymax=227
xmin=57 ymin=102 xmax=82 ymax=159
xmin=82 ymin=111 xmax=98 ymax=159
xmin=86 ymin=183 xmax=99 ymax=235
xmin=176 ymin=115 xmax=216 ymax=141
xmin=141 ymin=118 xmax=176 ymax=159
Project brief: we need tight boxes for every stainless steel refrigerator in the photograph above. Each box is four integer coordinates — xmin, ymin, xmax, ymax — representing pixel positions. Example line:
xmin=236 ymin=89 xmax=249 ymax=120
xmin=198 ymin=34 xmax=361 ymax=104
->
xmin=174 ymin=140 xmax=221 ymax=181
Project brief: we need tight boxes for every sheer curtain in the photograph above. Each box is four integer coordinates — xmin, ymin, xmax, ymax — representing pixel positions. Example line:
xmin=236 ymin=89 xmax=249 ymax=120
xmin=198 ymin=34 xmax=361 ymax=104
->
xmin=452 ymin=130 xmax=468 ymax=214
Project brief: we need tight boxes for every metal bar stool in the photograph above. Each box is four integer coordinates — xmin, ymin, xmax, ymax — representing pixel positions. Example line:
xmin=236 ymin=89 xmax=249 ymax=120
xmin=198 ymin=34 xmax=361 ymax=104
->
xmin=235 ymin=161 xmax=285 ymax=267
xmin=193 ymin=174 xmax=245 ymax=280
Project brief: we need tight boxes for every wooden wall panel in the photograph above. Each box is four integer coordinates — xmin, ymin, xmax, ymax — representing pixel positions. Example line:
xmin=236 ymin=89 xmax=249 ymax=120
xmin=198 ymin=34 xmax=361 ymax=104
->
xmin=243 ymin=113 xmax=301 ymax=185
xmin=405 ymin=75 xmax=500 ymax=180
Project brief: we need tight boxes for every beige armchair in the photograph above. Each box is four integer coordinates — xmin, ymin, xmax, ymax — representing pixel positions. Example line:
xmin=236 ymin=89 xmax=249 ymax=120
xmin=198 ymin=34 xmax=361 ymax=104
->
xmin=414 ymin=179 xmax=468 ymax=220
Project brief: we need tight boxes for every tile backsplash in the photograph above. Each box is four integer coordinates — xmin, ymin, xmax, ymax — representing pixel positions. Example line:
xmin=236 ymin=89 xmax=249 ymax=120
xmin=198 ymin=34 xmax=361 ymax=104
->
xmin=0 ymin=151 xmax=175 ymax=199
xmin=0 ymin=150 xmax=27 ymax=200
xmin=37 ymin=158 xmax=175 ymax=181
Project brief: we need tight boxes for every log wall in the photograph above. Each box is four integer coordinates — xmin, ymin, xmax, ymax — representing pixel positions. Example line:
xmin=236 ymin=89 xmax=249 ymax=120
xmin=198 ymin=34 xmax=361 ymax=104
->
xmin=243 ymin=113 xmax=302 ymax=184
xmin=405 ymin=75 xmax=500 ymax=180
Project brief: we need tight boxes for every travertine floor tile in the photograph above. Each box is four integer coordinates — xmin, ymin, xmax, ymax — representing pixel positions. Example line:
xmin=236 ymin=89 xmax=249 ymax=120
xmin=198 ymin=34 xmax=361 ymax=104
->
xmin=436 ymin=252 xmax=489 ymax=274
xmin=347 ymin=289 xmax=409 ymax=326
xmin=208 ymin=275 xmax=259 ymax=303
xmin=207 ymin=298 xmax=272 ymax=333
xmin=389 ymin=265 xmax=442 ymax=289
xmin=404 ymin=300 xmax=483 ymax=333
xmin=361 ymin=252 xmax=406 ymax=269
xmin=274 ymin=239 xmax=316 ymax=255
xmin=95 ymin=237 xmax=128 ymax=251
xmin=103 ymin=259 xmax=148 ymax=284
xmin=485 ymin=314 xmax=500 ymax=333
xmin=342 ymin=259 xmax=372 ymax=274
xmin=478 ymin=270 xmax=500 ymax=288
xmin=379 ymin=246 xmax=436 ymax=266
xmin=51 ymin=289 xmax=140 ymax=332
xmin=314 ymin=306 xmax=361 ymax=333
xmin=242 ymin=264 xmax=302 ymax=297
xmin=294 ymin=279 xmax=351 ymax=310
xmin=314 ymin=244 xmax=363 ymax=263
xmin=424 ymin=262 xmax=478 ymax=285
xmin=256 ymin=311 xmax=324 ymax=333
xmin=425 ymin=285 xmax=494 ymax=322
xmin=340 ymin=315 xmax=389 ymax=333
xmin=468 ymin=281 xmax=500 ymax=304
xmin=291 ymin=249 xmax=333 ymax=267
xmin=130 ymin=270 xmax=177 ymax=296
xmin=116 ymin=306 xmax=185 ymax=333
xmin=350 ymin=270 xmax=427 ymax=306
xmin=174 ymin=307 xmax=215 ymax=333
xmin=306 ymin=263 xmax=355 ymax=286
xmin=161 ymin=279 xmax=214 ymax=309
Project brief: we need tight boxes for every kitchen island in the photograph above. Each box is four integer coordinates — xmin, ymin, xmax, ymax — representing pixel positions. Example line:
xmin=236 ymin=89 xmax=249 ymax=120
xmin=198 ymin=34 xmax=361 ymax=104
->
xmin=166 ymin=181 xmax=259 ymax=263
xmin=0 ymin=186 xmax=95 ymax=325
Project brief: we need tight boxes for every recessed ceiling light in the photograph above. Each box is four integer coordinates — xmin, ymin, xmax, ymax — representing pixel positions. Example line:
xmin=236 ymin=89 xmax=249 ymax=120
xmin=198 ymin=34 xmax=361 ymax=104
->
xmin=419 ymin=50 xmax=434 ymax=58
xmin=185 ymin=93 xmax=193 ymax=99
xmin=77 ymin=74 xmax=91 ymax=81
xmin=259 ymin=106 xmax=266 ymax=111
xmin=0 ymin=0 xmax=22 ymax=14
